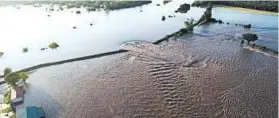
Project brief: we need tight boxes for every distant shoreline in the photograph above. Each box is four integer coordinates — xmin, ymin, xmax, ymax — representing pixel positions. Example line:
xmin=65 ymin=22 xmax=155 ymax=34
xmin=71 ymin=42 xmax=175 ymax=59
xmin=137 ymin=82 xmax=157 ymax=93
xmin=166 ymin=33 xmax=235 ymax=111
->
xmin=215 ymin=6 xmax=278 ymax=16
xmin=191 ymin=1 xmax=278 ymax=13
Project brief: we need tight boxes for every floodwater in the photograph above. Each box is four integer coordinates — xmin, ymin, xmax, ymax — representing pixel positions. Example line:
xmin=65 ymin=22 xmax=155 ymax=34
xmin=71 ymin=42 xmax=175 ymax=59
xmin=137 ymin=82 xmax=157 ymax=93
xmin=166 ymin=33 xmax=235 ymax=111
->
xmin=0 ymin=0 xmax=277 ymax=117
xmin=0 ymin=0 xmax=277 ymax=74
xmin=21 ymin=34 xmax=277 ymax=118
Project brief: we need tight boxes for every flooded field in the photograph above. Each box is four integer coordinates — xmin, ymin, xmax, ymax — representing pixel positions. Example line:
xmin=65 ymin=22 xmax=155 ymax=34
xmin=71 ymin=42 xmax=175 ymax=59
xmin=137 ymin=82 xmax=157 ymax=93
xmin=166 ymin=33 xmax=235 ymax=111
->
xmin=0 ymin=0 xmax=277 ymax=74
xmin=21 ymin=33 xmax=277 ymax=117
xmin=0 ymin=0 xmax=277 ymax=117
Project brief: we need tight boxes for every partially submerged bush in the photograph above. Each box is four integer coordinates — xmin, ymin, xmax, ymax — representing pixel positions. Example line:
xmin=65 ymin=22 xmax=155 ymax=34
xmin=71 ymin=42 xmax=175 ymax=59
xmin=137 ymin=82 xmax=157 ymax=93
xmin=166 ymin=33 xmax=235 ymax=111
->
xmin=177 ymin=28 xmax=188 ymax=36
xmin=184 ymin=18 xmax=195 ymax=31
xmin=243 ymin=24 xmax=251 ymax=29
xmin=48 ymin=42 xmax=59 ymax=49
xmin=242 ymin=33 xmax=258 ymax=44
xmin=4 ymin=67 xmax=12 ymax=76
xmin=0 ymin=52 xmax=3 ymax=57
xmin=161 ymin=16 xmax=166 ymax=21
xmin=76 ymin=10 xmax=81 ymax=14
xmin=23 ymin=47 xmax=28 ymax=52
xmin=176 ymin=3 xmax=190 ymax=13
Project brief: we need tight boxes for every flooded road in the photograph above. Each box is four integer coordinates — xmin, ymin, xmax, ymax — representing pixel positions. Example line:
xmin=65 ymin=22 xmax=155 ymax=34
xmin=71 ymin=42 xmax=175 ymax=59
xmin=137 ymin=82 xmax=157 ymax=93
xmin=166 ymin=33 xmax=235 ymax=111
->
xmin=21 ymin=33 xmax=277 ymax=117
xmin=0 ymin=0 xmax=277 ymax=74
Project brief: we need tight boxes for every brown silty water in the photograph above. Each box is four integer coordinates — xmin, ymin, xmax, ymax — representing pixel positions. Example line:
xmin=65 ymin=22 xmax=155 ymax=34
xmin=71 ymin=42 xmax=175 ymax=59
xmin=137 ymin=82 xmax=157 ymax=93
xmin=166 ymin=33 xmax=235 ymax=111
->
xmin=23 ymin=34 xmax=277 ymax=118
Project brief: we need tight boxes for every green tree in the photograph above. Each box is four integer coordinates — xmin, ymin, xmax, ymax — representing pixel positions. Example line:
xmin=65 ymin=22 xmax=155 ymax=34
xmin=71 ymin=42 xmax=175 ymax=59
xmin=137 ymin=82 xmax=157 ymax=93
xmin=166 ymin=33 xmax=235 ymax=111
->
xmin=4 ymin=68 xmax=12 ymax=76
xmin=17 ymin=72 xmax=29 ymax=81
xmin=242 ymin=33 xmax=258 ymax=44
xmin=4 ymin=73 xmax=21 ymax=87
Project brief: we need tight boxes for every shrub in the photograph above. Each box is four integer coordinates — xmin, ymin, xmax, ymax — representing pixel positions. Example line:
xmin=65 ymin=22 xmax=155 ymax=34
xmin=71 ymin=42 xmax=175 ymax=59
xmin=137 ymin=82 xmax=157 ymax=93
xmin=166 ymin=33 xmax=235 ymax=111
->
xmin=76 ymin=10 xmax=81 ymax=14
xmin=1 ymin=106 xmax=11 ymax=113
xmin=161 ymin=16 xmax=166 ymax=21
xmin=23 ymin=47 xmax=28 ymax=52
xmin=4 ymin=90 xmax=11 ymax=104
xmin=17 ymin=72 xmax=29 ymax=81
xmin=4 ymin=68 xmax=12 ymax=76
xmin=176 ymin=3 xmax=190 ymax=13
xmin=48 ymin=42 xmax=59 ymax=49
xmin=0 ymin=52 xmax=3 ymax=57
xmin=242 ymin=33 xmax=258 ymax=44
xmin=10 ymin=113 xmax=16 ymax=118
xmin=243 ymin=24 xmax=251 ymax=29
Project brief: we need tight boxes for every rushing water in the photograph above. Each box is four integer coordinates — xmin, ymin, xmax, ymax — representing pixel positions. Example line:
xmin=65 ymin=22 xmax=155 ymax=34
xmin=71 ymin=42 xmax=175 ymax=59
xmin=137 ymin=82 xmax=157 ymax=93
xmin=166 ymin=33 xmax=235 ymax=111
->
xmin=0 ymin=0 xmax=277 ymax=117
xmin=0 ymin=0 xmax=277 ymax=74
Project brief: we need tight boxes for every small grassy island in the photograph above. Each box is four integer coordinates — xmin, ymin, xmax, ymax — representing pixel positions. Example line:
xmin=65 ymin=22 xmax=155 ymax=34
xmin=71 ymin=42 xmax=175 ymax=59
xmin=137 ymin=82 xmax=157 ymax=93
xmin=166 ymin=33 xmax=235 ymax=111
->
xmin=49 ymin=42 xmax=59 ymax=49
xmin=23 ymin=47 xmax=28 ymax=52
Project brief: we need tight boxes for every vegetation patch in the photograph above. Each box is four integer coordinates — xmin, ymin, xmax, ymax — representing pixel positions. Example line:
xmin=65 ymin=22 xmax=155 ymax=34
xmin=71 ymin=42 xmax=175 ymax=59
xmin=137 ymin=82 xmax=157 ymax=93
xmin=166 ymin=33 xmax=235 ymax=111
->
xmin=0 ymin=52 xmax=3 ymax=57
xmin=161 ymin=16 xmax=166 ymax=21
xmin=175 ymin=3 xmax=190 ymax=13
xmin=191 ymin=1 xmax=278 ymax=12
xmin=242 ymin=33 xmax=258 ymax=44
xmin=76 ymin=10 xmax=81 ymax=14
xmin=63 ymin=1 xmax=151 ymax=11
xmin=1 ymin=106 xmax=11 ymax=113
xmin=10 ymin=113 xmax=16 ymax=118
xmin=4 ymin=90 xmax=11 ymax=104
xmin=163 ymin=0 xmax=171 ymax=5
xmin=4 ymin=67 xmax=12 ymax=76
xmin=17 ymin=72 xmax=29 ymax=81
xmin=23 ymin=47 xmax=28 ymax=52
xmin=4 ymin=72 xmax=29 ymax=87
xmin=184 ymin=18 xmax=196 ymax=31
xmin=48 ymin=42 xmax=59 ymax=49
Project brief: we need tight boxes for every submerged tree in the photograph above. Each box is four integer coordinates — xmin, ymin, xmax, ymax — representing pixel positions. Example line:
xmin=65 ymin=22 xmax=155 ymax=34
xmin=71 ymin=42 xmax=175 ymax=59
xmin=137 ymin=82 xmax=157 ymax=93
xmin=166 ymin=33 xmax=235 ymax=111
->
xmin=184 ymin=18 xmax=195 ymax=31
xmin=242 ymin=33 xmax=258 ymax=44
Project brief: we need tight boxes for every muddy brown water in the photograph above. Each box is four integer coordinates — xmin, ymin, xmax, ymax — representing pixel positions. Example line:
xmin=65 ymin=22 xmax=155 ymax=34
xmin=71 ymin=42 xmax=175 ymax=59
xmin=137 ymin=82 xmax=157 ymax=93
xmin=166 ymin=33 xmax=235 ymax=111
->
xmin=19 ymin=34 xmax=277 ymax=118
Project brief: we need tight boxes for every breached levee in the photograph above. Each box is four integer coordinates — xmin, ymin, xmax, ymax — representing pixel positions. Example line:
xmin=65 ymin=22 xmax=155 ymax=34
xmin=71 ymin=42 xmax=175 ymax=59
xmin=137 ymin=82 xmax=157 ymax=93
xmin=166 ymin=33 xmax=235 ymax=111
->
xmin=0 ymin=4 xmax=212 ymax=80
xmin=0 ymin=49 xmax=128 ymax=79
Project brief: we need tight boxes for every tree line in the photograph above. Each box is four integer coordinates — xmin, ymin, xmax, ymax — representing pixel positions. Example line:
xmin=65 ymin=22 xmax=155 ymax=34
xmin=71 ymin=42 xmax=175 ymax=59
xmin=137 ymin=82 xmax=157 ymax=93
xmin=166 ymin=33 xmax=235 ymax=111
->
xmin=191 ymin=1 xmax=278 ymax=12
